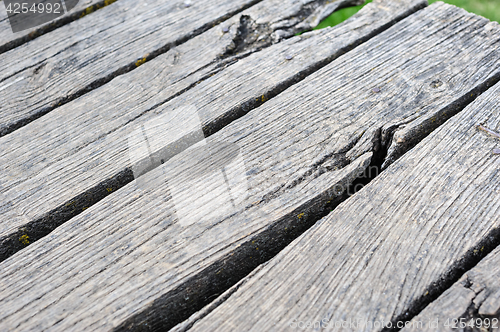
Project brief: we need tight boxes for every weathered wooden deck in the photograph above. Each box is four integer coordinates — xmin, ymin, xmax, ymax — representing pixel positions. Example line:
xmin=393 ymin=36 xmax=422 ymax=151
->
xmin=1 ymin=0 xmax=500 ymax=330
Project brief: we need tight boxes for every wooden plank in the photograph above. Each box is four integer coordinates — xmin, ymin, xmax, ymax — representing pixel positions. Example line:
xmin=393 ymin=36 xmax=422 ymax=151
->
xmin=0 ymin=0 xmax=261 ymax=136
xmin=382 ymin=19 xmax=500 ymax=169
xmin=178 ymin=30 xmax=500 ymax=332
xmin=402 ymin=246 xmax=500 ymax=331
xmin=0 ymin=0 xmax=366 ymax=137
xmin=0 ymin=0 xmax=423 ymax=260
xmin=0 ymin=0 xmax=116 ymax=54
xmin=1 ymin=2 xmax=499 ymax=331
xmin=0 ymin=0 xmax=364 ymax=56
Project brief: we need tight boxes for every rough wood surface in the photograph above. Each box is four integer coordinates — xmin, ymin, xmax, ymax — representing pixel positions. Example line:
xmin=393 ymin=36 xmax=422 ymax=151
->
xmin=183 ymin=38 xmax=500 ymax=332
xmin=403 ymin=246 xmax=500 ymax=331
xmin=0 ymin=146 xmax=370 ymax=331
xmin=1 ymin=2 xmax=499 ymax=331
xmin=0 ymin=0 xmax=423 ymax=260
xmin=0 ymin=0 xmax=362 ymax=137
xmin=0 ymin=0 xmax=114 ymax=54
xmin=0 ymin=0 xmax=257 ymax=135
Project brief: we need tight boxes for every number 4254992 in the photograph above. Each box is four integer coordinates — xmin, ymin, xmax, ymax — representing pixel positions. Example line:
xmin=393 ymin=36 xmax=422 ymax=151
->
xmin=5 ymin=2 xmax=62 ymax=14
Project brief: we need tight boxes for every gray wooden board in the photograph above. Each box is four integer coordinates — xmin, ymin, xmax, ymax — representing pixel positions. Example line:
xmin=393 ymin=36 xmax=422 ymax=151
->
xmin=182 ymin=34 xmax=500 ymax=332
xmin=402 ymin=245 xmax=500 ymax=332
xmin=0 ymin=0 xmax=256 ymax=135
xmin=0 ymin=0 xmax=114 ymax=54
xmin=0 ymin=0 xmax=363 ymax=137
xmin=1 ymin=2 xmax=500 ymax=331
xmin=0 ymin=0 xmax=423 ymax=260
xmin=0 ymin=144 xmax=371 ymax=332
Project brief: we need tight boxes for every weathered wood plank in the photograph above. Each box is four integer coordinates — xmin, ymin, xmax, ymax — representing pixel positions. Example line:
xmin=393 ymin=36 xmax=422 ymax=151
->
xmin=1 ymin=2 xmax=499 ymax=331
xmin=0 ymin=0 xmax=422 ymax=260
xmin=382 ymin=18 xmax=500 ymax=169
xmin=180 ymin=32 xmax=500 ymax=332
xmin=0 ymin=0 xmax=115 ymax=54
xmin=0 ymin=0 xmax=257 ymax=135
xmin=0 ymin=0 xmax=363 ymax=137
xmin=403 ymin=246 xmax=500 ymax=331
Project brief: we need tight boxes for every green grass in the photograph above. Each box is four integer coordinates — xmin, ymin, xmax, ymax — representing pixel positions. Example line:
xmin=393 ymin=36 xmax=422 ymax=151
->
xmin=315 ymin=0 xmax=373 ymax=30
xmin=314 ymin=0 xmax=500 ymax=31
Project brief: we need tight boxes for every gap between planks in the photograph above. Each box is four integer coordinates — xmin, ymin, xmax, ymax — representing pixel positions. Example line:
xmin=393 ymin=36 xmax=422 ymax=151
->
xmin=0 ymin=0 xmax=119 ymax=54
xmin=3 ymin=2 xmax=500 ymax=331
xmin=0 ymin=0 xmax=363 ymax=137
xmin=178 ymin=46 xmax=500 ymax=332
xmin=0 ymin=0 xmax=421 ymax=261
xmin=0 ymin=0 xmax=265 ymax=136
xmin=402 ymin=241 xmax=500 ymax=331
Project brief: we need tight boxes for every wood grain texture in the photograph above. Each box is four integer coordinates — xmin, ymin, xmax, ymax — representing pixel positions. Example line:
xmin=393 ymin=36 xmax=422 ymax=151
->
xmin=0 ymin=67 xmax=375 ymax=331
xmin=403 ymin=247 xmax=500 ymax=332
xmin=0 ymin=0 xmax=363 ymax=137
xmin=1 ymin=2 xmax=499 ymax=331
xmin=0 ymin=0 xmax=423 ymax=260
xmin=0 ymin=0 xmax=115 ymax=54
xmin=183 ymin=35 xmax=500 ymax=332
xmin=0 ymin=0 xmax=257 ymax=136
